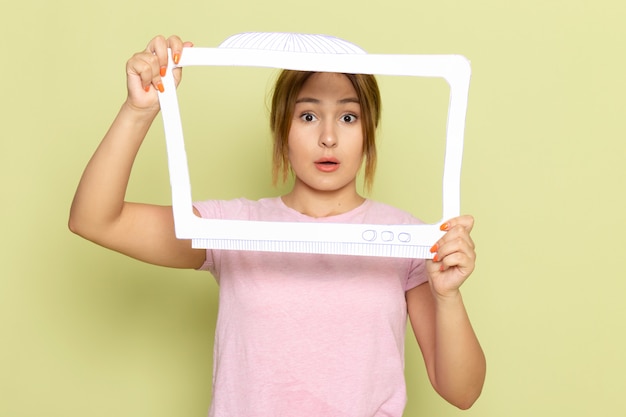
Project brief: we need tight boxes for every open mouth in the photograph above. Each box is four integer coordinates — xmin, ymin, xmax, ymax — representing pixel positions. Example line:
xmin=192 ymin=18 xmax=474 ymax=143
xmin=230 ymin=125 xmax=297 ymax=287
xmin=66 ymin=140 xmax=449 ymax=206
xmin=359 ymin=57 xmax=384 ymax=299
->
xmin=315 ymin=158 xmax=339 ymax=165
xmin=315 ymin=159 xmax=340 ymax=172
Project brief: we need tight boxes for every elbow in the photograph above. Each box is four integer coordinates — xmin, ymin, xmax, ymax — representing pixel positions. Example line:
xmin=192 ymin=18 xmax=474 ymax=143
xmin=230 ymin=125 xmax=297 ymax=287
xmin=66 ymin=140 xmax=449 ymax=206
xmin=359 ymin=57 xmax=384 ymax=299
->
xmin=440 ymin=386 xmax=483 ymax=410
xmin=68 ymin=213 xmax=80 ymax=236
xmin=457 ymin=377 xmax=486 ymax=410
xmin=68 ymin=208 xmax=86 ymax=237
xmin=68 ymin=198 xmax=83 ymax=235
xmin=67 ymin=209 xmax=96 ymax=240
xmin=453 ymin=391 xmax=482 ymax=410
xmin=68 ymin=218 xmax=90 ymax=241
xmin=435 ymin=370 xmax=486 ymax=410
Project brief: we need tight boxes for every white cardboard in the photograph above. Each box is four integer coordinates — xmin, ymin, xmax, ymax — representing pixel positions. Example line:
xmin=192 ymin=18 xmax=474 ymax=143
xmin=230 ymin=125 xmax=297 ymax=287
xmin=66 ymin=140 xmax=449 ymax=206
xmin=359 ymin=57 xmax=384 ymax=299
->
xmin=157 ymin=32 xmax=471 ymax=259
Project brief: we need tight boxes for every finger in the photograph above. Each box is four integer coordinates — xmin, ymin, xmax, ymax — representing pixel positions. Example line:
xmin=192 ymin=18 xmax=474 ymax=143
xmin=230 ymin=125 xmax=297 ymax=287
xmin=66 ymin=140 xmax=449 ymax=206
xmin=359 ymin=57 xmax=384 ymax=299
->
xmin=438 ymin=250 xmax=475 ymax=275
xmin=432 ymin=224 xmax=474 ymax=256
xmin=171 ymin=40 xmax=194 ymax=85
xmin=141 ymin=36 xmax=168 ymax=88
xmin=154 ymin=43 xmax=169 ymax=79
xmin=166 ymin=35 xmax=185 ymax=65
xmin=434 ymin=229 xmax=476 ymax=263
xmin=126 ymin=52 xmax=159 ymax=93
xmin=440 ymin=214 xmax=474 ymax=233
xmin=431 ymin=231 xmax=475 ymax=266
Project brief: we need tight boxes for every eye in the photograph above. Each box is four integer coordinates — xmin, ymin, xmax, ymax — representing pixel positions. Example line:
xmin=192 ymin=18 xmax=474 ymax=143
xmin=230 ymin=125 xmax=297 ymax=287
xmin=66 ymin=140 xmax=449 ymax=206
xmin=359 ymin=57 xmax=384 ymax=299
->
xmin=300 ymin=112 xmax=317 ymax=122
xmin=341 ymin=114 xmax=358 ymax=123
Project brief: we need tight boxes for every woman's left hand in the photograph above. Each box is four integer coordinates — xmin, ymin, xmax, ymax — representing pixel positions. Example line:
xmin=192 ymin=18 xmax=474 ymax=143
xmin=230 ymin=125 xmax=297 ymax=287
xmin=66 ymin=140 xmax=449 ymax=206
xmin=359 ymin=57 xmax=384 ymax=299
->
xmin=427 ymin=215 xmax=476 ymax=299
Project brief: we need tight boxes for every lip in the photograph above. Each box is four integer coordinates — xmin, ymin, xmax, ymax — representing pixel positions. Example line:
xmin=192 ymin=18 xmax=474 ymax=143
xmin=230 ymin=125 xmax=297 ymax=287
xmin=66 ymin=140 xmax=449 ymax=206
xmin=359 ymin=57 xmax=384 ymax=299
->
xmin=314 ymin=157 xmax=340 ymax=172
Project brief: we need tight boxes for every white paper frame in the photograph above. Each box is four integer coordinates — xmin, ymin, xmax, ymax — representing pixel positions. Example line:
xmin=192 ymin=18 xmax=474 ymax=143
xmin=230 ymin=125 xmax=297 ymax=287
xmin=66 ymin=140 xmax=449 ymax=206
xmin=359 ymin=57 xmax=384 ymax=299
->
xmin=158 ymin=34 xmax=471 ymax=259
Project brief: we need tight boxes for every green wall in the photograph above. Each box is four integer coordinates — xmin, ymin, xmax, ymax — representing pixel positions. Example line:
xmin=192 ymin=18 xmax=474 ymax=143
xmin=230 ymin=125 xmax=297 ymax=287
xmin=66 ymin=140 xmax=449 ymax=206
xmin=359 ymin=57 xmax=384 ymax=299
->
xmin=2 ymin=0 xmax=625 ymax=416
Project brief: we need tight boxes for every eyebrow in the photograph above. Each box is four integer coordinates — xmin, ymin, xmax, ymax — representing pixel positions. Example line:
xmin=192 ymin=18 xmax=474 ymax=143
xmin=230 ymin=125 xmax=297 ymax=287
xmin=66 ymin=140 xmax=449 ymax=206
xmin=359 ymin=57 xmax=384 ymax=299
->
xmin=295 ymin=97 xmax=360 ymax=105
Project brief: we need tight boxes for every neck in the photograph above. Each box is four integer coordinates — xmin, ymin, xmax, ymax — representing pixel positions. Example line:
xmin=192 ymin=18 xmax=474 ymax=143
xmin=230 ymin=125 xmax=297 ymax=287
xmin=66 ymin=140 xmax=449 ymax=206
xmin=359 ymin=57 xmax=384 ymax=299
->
xmin=282 ymin=180 xmax=365 ymax=218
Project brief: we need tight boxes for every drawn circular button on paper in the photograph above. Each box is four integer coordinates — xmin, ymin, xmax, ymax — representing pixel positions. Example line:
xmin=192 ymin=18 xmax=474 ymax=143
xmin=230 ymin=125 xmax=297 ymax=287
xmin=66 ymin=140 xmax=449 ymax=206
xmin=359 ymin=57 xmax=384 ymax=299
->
xmin=381 ymin=231 xmax=394 ymax=242
xmin=398 ymin=233 xmax=411 ymax=243
xmin=362 ymin=230 xmax=377 ymax=241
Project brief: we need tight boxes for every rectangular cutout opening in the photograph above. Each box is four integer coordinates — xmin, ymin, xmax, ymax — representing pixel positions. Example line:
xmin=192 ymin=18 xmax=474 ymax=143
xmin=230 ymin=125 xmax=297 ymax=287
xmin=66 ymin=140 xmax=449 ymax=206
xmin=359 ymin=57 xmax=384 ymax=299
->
xmin=158 ymin=44 xmax=470 ymax=259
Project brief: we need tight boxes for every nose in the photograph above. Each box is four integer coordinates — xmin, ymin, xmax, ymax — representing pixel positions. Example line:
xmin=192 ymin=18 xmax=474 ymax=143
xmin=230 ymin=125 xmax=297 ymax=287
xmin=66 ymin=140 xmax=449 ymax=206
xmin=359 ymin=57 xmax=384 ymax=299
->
xmin=319 ymin=121 xmax=338 ymax=148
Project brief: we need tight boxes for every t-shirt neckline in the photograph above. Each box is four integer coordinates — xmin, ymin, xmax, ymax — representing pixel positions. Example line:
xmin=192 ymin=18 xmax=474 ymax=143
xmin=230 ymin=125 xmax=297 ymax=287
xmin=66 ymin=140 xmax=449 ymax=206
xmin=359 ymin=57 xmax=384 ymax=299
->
xmin=274 ymin=196 xmax=371 ymax=221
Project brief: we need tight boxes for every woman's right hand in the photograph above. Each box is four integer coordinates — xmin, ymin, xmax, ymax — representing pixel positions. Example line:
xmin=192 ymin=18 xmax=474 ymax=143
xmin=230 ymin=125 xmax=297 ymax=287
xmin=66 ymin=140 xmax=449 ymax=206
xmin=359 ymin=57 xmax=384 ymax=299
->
xmin=125 ymin=35 xmax=194 ymax=112
xmin=69 ymin=34 xmax=204 ymax=270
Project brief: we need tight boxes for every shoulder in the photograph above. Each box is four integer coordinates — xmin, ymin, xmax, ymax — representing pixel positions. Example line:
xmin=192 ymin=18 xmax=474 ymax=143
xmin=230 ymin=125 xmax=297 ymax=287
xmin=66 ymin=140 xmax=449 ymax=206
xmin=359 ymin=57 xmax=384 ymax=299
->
xmin=193 ymin=197 xmax=288 ymax=221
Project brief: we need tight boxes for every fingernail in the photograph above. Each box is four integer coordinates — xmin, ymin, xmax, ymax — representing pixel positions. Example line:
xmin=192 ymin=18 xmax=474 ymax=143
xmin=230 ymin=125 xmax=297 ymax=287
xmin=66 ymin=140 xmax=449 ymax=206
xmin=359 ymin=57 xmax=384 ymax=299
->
xmin=439 ymin=264 xmax=445 ymax=272
xmin=144 ymin=85 xmax=151 ymax=92
xmin=429 ymin=243 xmax=438 ymax=253
xmin=433 ymin=253 xmax=439 ymax=262
xmin=440 ymin=222 xmax=450 ymax=231
xmin=173 ymin=53 xmax=180 ymax=65
xmin=160 ymin=66 xmax=167 ymax=77
xmin=157 ymin=82 xmax=164 ymax=93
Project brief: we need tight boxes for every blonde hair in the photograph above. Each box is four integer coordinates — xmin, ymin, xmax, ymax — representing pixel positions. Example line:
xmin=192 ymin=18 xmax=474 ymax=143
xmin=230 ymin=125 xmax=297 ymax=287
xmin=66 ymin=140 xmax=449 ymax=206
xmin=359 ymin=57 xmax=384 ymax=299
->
xmin=269 ymin=70 xmax=381 ymax=192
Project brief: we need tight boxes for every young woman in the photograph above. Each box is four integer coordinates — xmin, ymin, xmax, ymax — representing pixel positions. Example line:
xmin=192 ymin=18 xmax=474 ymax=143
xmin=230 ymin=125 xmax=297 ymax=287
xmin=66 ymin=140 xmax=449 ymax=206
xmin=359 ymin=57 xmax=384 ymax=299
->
xmin=69 ymin=35 xmax=485 ymax=416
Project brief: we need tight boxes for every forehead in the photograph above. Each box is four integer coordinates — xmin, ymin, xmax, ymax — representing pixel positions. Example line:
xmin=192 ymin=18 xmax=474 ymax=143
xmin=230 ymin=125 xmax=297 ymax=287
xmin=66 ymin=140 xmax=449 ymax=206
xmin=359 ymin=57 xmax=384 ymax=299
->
xmin=297 ymin=72 xmax=357 ymax=98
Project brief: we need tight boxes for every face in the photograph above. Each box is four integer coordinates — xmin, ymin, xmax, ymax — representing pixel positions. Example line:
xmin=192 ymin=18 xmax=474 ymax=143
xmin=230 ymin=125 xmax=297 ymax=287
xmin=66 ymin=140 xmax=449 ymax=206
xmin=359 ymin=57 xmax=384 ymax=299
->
xmin=287 ymin=72 xmax=364 ymax=195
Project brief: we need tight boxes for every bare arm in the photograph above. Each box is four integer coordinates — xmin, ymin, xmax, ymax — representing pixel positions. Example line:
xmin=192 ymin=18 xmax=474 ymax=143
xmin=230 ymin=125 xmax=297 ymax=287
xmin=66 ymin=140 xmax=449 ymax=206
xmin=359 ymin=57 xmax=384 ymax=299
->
xmin=407 ymin=215 xmax=486 ymax=409
xmin=69 ymin=35 xmax=205 ymax=269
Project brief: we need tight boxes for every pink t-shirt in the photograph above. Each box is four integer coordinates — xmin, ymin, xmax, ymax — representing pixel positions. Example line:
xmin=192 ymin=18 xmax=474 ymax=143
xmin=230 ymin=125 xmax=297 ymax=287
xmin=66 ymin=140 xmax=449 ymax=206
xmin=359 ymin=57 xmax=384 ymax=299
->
xmin=193 ymin=197 xmax=428 ymax=417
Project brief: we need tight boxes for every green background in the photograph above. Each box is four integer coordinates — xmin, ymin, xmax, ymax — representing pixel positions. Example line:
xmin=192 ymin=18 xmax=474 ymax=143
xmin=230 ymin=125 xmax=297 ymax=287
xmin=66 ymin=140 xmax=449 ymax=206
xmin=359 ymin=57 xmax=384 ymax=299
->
xmin=2 ymin=0 xmax=625 ymax=416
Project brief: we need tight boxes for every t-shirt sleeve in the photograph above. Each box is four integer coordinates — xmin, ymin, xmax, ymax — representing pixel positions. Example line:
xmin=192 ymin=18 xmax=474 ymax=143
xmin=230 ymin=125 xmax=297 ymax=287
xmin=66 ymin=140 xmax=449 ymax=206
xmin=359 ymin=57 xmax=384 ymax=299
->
xmin=190 ymin=198 xmax=259 ymax=279
xmin=191 ymin=200 xmax=221 ymax=276
xmin=405 ymin=258 xmax=428 ymax=291
xmin=381 ymin=205 xmax=429 ymax=291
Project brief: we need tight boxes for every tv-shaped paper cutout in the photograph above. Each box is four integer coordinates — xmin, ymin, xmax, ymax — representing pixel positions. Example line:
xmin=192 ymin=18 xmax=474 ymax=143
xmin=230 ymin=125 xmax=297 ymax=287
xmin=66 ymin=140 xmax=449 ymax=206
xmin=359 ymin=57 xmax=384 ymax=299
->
xmin=158 ymin=32 xmax=471 ymax=259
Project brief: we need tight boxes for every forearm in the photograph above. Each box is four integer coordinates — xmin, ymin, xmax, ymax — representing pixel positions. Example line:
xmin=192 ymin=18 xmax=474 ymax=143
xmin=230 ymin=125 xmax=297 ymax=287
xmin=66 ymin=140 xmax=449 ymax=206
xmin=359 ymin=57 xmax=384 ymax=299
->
xmin=69 ymin=101 xmax=158 ymax=237
xmin=433 ymin=291 xmax=486 ymax=409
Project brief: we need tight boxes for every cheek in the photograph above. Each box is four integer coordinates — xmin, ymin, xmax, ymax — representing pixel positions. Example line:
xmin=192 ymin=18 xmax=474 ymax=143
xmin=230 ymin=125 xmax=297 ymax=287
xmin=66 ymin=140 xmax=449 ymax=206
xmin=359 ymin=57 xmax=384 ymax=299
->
xmin=287 ymin=127 xmax=311 ymax=153
xmin=286 ymin=125 xmax=300 ymax=150
xmin=353 ymin=132 xmax=365 ymax=155
xmin=286 ymin=136 xmax=303 ymax=165
xmin=285 ymin=128 xmax=298 ymax=155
